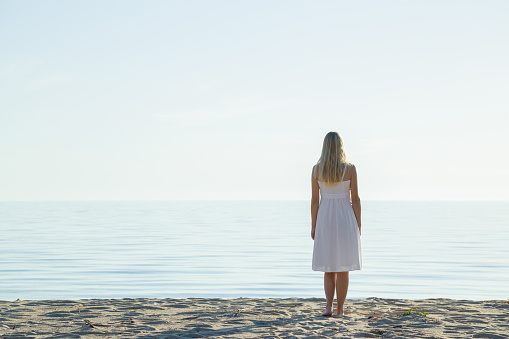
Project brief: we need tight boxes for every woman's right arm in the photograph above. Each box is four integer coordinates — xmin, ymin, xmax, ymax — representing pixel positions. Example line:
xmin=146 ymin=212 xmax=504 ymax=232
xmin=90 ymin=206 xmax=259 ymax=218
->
xmin=311 ymin=165 xmax=319 ymax=240
xmin=350 ymin=164 xmax=362 ymax=235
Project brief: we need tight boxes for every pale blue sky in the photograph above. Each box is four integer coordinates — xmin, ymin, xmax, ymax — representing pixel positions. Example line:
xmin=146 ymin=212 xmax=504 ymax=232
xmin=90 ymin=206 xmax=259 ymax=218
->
xmin=1 ymin=0 xmax=508 ymax=200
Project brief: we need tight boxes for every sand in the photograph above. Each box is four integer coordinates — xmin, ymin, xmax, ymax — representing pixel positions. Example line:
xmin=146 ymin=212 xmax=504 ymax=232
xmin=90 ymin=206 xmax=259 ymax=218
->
xmin=0 ymin=297 xmax=508 ymax=338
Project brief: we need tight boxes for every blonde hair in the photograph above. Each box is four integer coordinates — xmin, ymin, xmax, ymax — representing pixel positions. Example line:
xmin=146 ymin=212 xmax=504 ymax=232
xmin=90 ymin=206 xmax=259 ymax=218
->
xmin=316 ymin=131 xmax=347 ymax=184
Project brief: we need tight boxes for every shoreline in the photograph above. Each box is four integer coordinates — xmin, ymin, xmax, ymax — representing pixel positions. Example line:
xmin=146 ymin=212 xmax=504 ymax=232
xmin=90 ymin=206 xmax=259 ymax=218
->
xmin=1 ymin=297 xmax=508 ymax=338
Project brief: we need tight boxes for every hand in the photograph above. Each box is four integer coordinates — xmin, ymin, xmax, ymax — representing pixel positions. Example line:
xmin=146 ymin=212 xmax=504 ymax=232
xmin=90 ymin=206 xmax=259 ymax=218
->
xmin=311 ymin=227 xmax=315 ymax=240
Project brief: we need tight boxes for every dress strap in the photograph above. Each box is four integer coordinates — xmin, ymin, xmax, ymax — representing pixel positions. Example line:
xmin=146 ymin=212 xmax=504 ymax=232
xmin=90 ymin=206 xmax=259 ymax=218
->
xmin=341 ymin=163 xmax=347 ymax=181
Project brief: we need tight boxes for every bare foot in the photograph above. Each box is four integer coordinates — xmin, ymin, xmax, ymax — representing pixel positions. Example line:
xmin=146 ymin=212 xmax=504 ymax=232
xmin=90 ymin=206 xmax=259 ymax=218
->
xmin=335 ymin=308 xmax=344 ymax=316
xmin=320 ymin=309 xmax=333 ymax=317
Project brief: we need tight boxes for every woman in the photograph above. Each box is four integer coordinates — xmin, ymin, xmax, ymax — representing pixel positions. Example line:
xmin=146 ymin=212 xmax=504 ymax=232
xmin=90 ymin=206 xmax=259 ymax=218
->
xmin=311 ymin=131 xmax=362 ymax=316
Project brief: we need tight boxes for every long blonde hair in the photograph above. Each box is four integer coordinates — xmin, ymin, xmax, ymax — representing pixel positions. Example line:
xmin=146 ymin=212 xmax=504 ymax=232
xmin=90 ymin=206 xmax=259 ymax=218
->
xmin=316 ymin=131 xmax=347 ymax=184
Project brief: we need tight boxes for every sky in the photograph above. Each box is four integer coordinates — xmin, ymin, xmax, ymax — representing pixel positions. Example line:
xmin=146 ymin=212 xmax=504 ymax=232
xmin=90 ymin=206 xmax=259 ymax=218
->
xmin=1 ymin=0 xmax=508 ymax=201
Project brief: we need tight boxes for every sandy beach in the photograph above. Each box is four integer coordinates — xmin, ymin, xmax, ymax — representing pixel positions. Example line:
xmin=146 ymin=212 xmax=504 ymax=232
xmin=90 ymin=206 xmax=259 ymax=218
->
xmin=0 ymin=297 xmax=508 ymax=338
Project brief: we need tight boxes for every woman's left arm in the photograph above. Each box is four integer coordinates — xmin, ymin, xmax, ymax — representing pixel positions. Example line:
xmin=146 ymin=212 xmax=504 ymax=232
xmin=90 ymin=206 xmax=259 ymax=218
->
xmin=350 ymin=164 xmax=362 ymax=235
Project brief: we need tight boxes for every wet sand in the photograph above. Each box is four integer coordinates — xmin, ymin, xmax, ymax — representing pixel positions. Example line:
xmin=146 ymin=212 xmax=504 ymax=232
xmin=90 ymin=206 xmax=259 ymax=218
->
xmin=1 ymin=297 xmax=508 ymax=338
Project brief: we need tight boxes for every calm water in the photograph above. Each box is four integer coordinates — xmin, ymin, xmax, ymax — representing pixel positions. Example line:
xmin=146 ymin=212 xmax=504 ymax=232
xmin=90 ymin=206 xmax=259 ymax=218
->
xmin=0 ymin=201 xmax=508 ymax=301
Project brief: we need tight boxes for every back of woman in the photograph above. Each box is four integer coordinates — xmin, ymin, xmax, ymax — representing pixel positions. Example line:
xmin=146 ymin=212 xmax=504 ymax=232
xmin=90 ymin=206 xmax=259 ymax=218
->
xmin=311 ymin=131 xmax=362 ymax=316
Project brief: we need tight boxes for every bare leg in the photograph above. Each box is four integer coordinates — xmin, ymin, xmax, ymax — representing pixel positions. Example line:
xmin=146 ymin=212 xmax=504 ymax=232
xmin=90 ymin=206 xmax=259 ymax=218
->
xmin=335 ymin=272 xmax=349 ymax=315
xmin=321 ymin=272 xmax=336 ymax=316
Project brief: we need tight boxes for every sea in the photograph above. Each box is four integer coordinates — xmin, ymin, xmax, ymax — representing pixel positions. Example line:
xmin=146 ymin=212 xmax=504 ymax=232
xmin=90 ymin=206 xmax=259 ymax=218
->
xmin=0 ymin=201 xmax=508 ymax=301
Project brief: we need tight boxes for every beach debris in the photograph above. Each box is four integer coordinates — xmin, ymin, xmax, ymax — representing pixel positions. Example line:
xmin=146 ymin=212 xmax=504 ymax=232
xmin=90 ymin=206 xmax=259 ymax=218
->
xmin=12 ymin=324 xmax=16 ymax=329
xmin=400 ymin=308 xmax=428 ymax=317
xmin=83 ymin=319 xmax=95 ymax=328
xmin=484 ymin=300 xmax=509 ymax=304
xmin=120 ymin=317 xmax=135 ymax=324
xmin=233 ymin=308 xmax=244 ymax=317
xmin=183 ymin=316 xmax=198 ymax=320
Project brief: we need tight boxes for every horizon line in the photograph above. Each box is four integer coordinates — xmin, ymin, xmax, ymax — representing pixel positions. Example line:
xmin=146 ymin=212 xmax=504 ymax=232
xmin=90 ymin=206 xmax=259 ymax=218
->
xmin=1 ymin=199 xmax=508 ymax=203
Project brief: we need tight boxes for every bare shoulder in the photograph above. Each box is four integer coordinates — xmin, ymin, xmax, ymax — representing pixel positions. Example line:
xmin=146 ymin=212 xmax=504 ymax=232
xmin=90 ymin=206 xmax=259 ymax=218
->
xmin=312 ymin=165 xmax=318 ymax=179
xmin=346 ymin=162 xmax=357 ymax=180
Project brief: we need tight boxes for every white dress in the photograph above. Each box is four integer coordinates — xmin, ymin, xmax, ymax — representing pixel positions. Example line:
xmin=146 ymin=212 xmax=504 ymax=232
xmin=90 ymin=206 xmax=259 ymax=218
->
xmin=312 ymin=166 xmax=362 ymax=272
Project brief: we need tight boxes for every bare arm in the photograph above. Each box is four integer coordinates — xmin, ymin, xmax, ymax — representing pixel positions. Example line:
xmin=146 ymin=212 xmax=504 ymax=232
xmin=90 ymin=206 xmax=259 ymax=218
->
xmin=311 ymin=165 xmax=320 ymax=240
xmin=349 ymin=164 xmax=362 ymax=235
